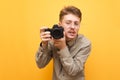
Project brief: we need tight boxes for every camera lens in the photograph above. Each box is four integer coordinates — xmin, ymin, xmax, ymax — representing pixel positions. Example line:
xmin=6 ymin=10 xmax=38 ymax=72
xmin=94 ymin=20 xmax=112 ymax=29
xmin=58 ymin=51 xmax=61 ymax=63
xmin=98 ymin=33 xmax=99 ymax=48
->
xmin=52 ymin=29 xmax=63 ymax=39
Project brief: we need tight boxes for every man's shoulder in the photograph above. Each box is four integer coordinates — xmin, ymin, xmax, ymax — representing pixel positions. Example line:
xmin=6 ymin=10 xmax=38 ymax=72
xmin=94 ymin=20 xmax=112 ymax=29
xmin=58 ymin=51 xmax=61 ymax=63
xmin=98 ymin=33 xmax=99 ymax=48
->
xmin=77 ymin=34 xmax=91 ymax=47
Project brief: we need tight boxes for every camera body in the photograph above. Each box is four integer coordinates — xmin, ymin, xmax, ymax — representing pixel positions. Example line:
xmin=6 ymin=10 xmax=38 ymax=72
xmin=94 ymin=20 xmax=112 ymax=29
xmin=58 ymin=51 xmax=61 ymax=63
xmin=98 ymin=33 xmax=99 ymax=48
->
xmin=45 ymin=24 xmax=64 ymax=39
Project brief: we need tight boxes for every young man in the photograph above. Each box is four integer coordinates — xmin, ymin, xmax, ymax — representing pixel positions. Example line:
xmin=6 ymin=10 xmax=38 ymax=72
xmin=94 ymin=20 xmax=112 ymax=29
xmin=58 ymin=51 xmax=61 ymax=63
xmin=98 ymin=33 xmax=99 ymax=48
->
xmin=35 ymin=6 xmax=91 ymax=80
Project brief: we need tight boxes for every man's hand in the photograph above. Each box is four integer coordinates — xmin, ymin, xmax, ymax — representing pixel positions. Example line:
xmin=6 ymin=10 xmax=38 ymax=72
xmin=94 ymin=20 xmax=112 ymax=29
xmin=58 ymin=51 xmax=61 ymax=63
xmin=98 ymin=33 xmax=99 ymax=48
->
xmin=53 ymin=32 xmax=66 ymax=50
xmin=40 ymin=27 xmax=51 ymax=48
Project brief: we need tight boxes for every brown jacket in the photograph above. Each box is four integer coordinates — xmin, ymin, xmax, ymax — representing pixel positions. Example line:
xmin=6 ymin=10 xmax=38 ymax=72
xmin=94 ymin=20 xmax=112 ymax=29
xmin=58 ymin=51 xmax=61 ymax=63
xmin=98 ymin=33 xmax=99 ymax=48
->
xmin=35 ymin=34 xmax=91 ymax=80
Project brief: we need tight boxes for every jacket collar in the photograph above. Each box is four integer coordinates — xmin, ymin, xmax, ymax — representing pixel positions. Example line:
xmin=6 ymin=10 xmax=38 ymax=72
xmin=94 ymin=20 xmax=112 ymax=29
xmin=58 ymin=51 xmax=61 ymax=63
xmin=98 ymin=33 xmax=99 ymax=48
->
xmin=66 ymin=35 xmax=78 ymax=47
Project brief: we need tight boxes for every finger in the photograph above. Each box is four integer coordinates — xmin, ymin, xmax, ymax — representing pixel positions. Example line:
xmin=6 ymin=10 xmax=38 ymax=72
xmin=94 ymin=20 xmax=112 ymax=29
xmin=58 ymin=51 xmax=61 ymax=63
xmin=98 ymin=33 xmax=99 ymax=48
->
xmin=41 ymin=31 xmax=51 ymax=36
xmin=53 ymin=39 xmax=60 ymax=42
xmin=41 ymin=35 xmax=51 ymax=39
xmin=40 ymin=27 xmax=49 ymax=33
xmin=40 ymin=32 xmax=51 ymax=41
xmin=41 ymin=38 xmax=51 ymax=42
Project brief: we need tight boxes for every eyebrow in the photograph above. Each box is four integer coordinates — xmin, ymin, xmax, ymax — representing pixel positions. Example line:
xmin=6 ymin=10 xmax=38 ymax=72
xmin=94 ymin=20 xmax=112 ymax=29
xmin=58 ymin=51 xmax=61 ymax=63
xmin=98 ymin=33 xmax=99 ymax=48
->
xmin=65 ymin=20 xmax=79 ymax=22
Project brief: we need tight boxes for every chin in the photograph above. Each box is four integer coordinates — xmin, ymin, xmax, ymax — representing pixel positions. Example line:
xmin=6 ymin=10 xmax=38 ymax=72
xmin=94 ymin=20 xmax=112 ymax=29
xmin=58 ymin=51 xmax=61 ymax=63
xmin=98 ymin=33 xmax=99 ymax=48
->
xmin=66 ymin=35 xmax=76 ymax=41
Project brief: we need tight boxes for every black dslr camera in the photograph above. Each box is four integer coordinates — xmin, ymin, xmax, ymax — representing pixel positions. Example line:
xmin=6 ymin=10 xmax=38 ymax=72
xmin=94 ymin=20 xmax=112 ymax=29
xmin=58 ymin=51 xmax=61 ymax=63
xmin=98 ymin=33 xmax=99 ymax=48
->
xmin=45 ymin=24 xmax=64 ymax=39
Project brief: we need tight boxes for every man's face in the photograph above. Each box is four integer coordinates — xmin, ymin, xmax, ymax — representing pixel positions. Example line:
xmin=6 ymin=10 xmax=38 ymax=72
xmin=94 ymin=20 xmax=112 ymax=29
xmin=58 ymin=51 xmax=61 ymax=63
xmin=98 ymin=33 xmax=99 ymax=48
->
xmin=59 ymin=14 xmax=80 ymax=41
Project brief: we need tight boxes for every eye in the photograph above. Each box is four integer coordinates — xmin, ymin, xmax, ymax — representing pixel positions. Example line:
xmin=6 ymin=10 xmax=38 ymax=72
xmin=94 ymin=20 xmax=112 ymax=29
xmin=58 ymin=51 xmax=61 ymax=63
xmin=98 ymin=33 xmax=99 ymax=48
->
xmin=66 ymin=22 xmax=70 ymax=24
xmin=66 ymin=21 xmax=71 ymax=25
xmin=74 ymin=22 xmax=79 ymax=26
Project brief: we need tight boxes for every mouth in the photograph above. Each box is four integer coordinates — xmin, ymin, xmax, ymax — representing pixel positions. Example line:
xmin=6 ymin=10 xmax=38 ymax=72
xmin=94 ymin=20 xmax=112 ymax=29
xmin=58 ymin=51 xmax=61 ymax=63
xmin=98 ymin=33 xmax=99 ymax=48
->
xmin=68 ymin=31 xmax=76 ymax=35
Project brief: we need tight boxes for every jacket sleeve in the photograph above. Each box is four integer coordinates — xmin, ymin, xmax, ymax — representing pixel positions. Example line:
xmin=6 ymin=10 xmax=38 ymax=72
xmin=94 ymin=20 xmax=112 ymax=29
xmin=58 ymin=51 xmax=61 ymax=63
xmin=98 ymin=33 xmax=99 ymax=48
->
xmin=57 ymin=42 xmax=91 ymax=76
xmin=35 ymin=42 xmax=53 ymax=68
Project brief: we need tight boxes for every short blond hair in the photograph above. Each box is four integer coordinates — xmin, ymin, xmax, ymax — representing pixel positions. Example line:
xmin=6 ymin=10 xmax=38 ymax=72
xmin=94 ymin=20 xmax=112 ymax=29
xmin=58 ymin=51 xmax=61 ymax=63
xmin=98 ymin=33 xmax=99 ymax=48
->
xmin=59 ymin=6 xmax=82 ymax=21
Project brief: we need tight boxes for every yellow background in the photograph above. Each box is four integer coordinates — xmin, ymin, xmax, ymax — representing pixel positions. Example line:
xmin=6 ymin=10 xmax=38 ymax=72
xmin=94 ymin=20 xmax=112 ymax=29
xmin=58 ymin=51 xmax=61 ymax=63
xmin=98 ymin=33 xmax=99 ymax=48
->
xmin=0 ymin=0 xmax=120 ymax=80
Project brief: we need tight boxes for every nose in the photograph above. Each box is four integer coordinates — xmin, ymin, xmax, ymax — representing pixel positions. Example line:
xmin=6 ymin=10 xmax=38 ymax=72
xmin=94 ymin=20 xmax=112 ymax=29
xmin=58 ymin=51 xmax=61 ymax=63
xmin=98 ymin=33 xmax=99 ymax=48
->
xmin=70 ymin=24 xmax=75 ymax=29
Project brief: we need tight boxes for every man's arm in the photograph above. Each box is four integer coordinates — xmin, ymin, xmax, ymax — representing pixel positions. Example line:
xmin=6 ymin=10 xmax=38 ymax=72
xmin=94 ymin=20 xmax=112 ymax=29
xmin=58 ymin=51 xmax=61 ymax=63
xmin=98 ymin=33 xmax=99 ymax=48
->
xmin=58 ymin=40 xmax=91 ymax=76
xmin=35 ymin=42 xmax=53 ymax=68
xmin=35 ymin=27 xmax=53 ymax=68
